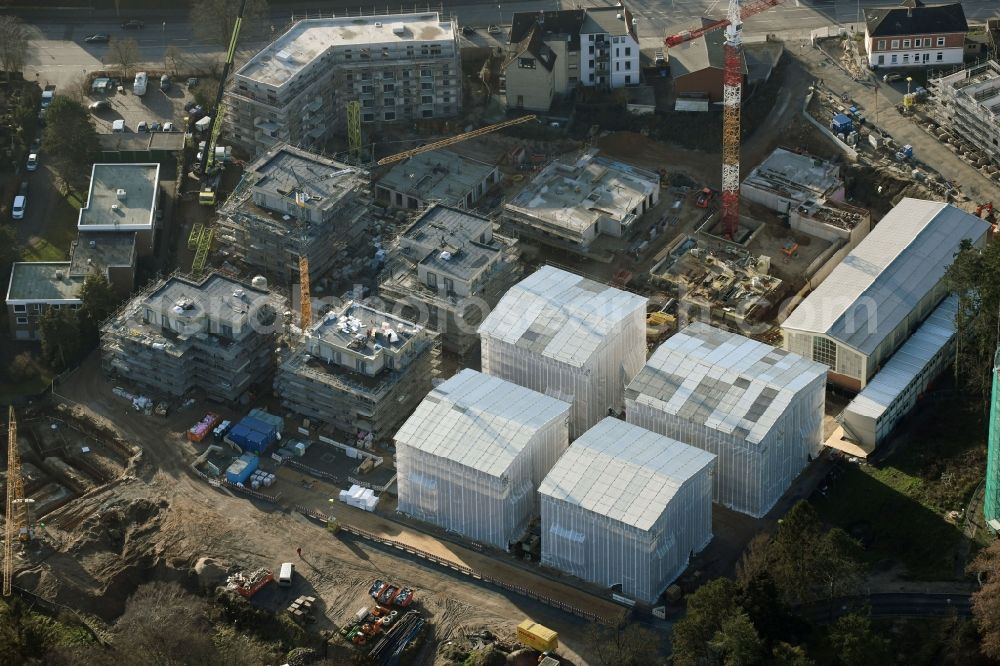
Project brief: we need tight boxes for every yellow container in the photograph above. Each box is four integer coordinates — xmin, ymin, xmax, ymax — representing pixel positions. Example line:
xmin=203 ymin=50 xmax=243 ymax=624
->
xmin=517 ymin=620 xmax=558 ymax=653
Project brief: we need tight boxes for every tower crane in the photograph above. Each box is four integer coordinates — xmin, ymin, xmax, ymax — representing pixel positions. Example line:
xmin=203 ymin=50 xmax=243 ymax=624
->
xmin=377 ymin=115 xmax=537 ymax=166
xmin=664 ymin=0 xmax=782 ymax=237
xmin=4 ymin=407 xmax=30 ymax=597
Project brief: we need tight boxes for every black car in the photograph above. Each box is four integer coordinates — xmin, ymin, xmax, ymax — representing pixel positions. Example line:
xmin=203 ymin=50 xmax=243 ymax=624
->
xmin=84 ymin=33 xmax=110 ymax=43
xmin=18 ymin=181 xmax=28 ymax=196
xmin=121 ymin=20 xmax=144 ymax=30
xmin=461 ymin=26 xmax=475 ymax=36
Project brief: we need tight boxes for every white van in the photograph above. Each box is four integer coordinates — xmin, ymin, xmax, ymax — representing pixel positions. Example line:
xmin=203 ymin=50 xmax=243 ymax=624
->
xmin=112 ymin=119 xmax=125 ymax=133
xmin=133 ymin=71 xmax=148 ymax=96
xmin=278 ymin=562 xmax=294 ymax=587
xmin=12 ymin=195 xmax=26 ymax=220
xmin=41 ymin=90 xmax=55 ymax=108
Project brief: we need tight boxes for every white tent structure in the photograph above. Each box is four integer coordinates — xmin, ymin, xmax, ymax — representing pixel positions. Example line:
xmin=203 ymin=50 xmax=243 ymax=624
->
xmin=626 ymin=323 xmax=826 ymax=518
xmin=478 ymin=265 xmax=647 ymax=439
xmin=538 ymin=417 xmax=715 ymax=603
xmin=395 ymin=369 xmax=571 ymax=548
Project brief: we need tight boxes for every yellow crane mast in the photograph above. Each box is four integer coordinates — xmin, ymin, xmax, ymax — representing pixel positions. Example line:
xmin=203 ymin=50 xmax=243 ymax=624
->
xmin=377 ymin=115 xmax=537 ymax=166
xmin=4 ymin=407 xmax=23 ymax=597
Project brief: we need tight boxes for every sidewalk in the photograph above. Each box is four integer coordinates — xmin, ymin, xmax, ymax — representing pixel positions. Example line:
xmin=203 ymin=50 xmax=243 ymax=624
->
xmin=796 ymin=40 xmax=1000 ymax=201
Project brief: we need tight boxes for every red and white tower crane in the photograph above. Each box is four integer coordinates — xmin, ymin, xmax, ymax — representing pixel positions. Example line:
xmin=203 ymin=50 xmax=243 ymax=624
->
xmin=664 ymin=0 xmax=782 ymax=237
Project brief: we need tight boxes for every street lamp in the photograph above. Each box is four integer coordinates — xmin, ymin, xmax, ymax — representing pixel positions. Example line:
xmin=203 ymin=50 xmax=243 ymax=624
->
xmin=906 ymin=76 xmax=913 ymax=95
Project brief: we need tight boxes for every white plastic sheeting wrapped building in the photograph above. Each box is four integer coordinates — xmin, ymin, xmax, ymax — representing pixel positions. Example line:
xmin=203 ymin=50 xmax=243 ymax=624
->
xmin=626 ymin=323 xmax=826 ymax=518
xmin=478 ymin=266 xmax=647 ymax=438
xmin=538 ymin=418 xmax=715 ymax=603
xmin=395 ymin=369 xmax=571 ymax=548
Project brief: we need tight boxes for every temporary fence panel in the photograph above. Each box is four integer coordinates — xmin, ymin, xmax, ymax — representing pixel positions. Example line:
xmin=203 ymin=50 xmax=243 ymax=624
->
xmin=539 ymin=418 xmax=715 ymax=603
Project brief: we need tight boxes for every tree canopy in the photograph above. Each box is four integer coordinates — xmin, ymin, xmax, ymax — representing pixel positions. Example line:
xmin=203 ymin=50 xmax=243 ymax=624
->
xmin=41 ymin=97 xmax=99 ymax=192
xmin=945 ymin=237 xmax=1000 ymax=403
xmin=0 ymin=16 xmax=29 ymax=80
xmin=191 ymin=0 xmax=270 ymax=48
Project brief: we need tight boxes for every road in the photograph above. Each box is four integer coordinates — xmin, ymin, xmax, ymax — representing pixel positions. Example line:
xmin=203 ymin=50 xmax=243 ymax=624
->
xmin=8 ymin=1 xmax=1000 ymax=89
xmin=798 ymin=592 xmax=973 ymax=624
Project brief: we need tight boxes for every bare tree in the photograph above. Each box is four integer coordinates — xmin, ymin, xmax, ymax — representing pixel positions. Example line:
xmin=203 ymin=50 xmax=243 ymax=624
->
xmin=191 ymin=0 xmax=270 ymax=48
xmin=64 ymin=73 xmax=92 ymax=103
xmin=163 ymin=45 xmax=187 ymax=76
xmin=0 ymin=16 xmax=29 ymax=82
xmin=109 ymin=37 xmax=140 ymax=80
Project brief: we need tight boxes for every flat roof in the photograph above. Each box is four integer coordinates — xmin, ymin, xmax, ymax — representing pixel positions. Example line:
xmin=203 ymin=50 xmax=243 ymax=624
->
xmin=6 ymin=262 xmax=84 ymax=303
xmin=98 ymin=132 xmax=186 ymax=153
xmin=308 ymin=302 xmax=421 ymax=357
xmin=69 ymin=232 xmax=137 ymax=277
xmin=626 ymin=323 xmax=827 ymax=444
xmin=78 ymin=163 xmax=159 ymax=230
xmin=538 ymin=417 xmax=716 ymax=531
xmin=505 ymin=149 xmax=658 ymax=235
xmin=141 ymin=272 xmax=274 ymax=327
xmin=379 ymin=150 xmax=496 ymax=206
xmin=580 ymin=6 xmax=636 ymax=38
xmin=478 ymin=265 xmax=647 ymax=368
xmin=947 ymin=61 xmax=1000 ymax=121
xmin=404 ymin=203 xmax=491 ymax=246
xmin=782 ymin=198 xmax=990 ymax=355
xmin=238 ymin=13 xmax=456 ymax=88
xmin=742 ymin=147 xmax=842 ymax=203
xmin=845 ymin=295 xmax=958 ymax=421
xmin=395 ymin=369 xmax=571 ymax=477
xmin=249 ymin=144 xmax=364 ymax=216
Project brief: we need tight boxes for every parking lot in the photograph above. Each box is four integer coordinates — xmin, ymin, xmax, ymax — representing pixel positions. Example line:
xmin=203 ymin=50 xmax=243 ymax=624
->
xmin=85 ymin=75 xmax=196 ymax=134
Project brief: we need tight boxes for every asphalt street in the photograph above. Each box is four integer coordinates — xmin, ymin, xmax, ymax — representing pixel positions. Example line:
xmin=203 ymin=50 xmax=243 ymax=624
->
xmin=9 ymin=1 xmax=999 ymax=89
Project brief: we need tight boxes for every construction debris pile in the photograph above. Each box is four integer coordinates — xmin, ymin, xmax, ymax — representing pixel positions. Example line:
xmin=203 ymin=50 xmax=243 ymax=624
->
xmin=226 ymin=567 xmax=273 ymax=598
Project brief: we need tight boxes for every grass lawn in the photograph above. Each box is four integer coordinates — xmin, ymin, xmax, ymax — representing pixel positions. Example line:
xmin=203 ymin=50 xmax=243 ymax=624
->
xmin=813 ymin=396 xmax=987 ymax=581
xmin=20 ymin=186 xmax=83 ymax=262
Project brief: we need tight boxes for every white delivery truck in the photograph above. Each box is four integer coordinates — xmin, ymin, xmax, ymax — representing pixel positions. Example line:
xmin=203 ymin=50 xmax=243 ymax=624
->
xmin=278 ymin=562 xmax=294 ymax=586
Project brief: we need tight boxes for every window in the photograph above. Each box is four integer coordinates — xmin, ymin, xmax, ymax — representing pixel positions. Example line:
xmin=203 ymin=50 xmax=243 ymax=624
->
xmin=362 ymin=84 xmax=373 ymax=93
xmin=878 ymin=55 xmax=885 ymax=65
xmin=15 ymin=317 xmax=27 ymax=325
xmin=625 ymin=75 xmax=631 ymax=84
xmin=383 ymin=83 xmax=394 ymax=92
xmin=518 ymin=57 xmax=536 ymax=69
xmin=615 ymin=48 xmax=619 ymax=57
xmin=362 ymin=113 xmax=374 ymax=122
xmin=877 ymin=40 xmax=886 ymax=50
xmin=420 ymin=69 xmax=431 ymax=77
xmin=891 ymin=39 xmax=899 ymax=49
xmin=812 ymin=337 xmax=837 ymax=367
xmin=902 ymin=39 xmax=910 ymax=48
xmin=421 ymin=82 xmax=433 ymax=90
xmin=613 ymin=37 xmax=619 ymax=43
xmin=937 ymin=36 xmax=945 ymax=46
xmin=421 ymin=95 xmax=433 ymax=104
xmin=569 ymin=63 xmax=578 ymax=70
xmin=616 ymin=62 xmax=620 ymax=71
xmin=937 ymin=52 xmax=943 ymax=61
xmin=362 ymin=72 xmax=371 ymax=81
xmin=589 ymin=59 xmax=595 ymax=68
xmin=444 ymin=277 xmax=455 ymax=296
xmin=51 ymin=304 xmax=59 ymax=310
xmin=30 ymin=304 xmax=40 ymax=313
xmin=355 ymin=359 xmax=366 ymax=373
xmin=362 ymin=99 xmax=374 ymax=108
xmin=589 ymin=73 xmax=595 ymax=82
xmin=383 ymin=70 xmax=395 ymax=80
xmin=903 ymin=54 xmax=909 ymax=64
xmin=13 ymin=304 xmax=25 ymax=313
xmin=589 ymin=45 xmax=594 ymax=54
xmin=426 ymin=272 xmax=437 ymax=289
xmin=422 ymin=109 xmax=433 ymax=118
xmin=625 ymin=61 xmax=631 ymax=70
xmin=891 ymin=54 xmax=898 ymax=64
xmin=384 ymin=97 xmax=395 ymax=106
xmin=589 ymin=34 xmax=594 ymax=41
xmin=625 ymin=47 xmax=631 ymax=56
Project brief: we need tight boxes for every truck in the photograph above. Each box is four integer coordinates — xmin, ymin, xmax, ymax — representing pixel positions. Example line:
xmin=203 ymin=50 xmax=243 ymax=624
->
xmin=133 ymin=71 xmax=148 ymax=96
xmin=830 ymin=112 xmax=853 ymax=136
xmin=516 ymin=620 xmax=558 ymax=653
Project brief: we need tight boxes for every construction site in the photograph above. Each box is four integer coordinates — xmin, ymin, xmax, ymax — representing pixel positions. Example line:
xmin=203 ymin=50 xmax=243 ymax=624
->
xmin=5 ymin=1 xmax=1000 ymax=664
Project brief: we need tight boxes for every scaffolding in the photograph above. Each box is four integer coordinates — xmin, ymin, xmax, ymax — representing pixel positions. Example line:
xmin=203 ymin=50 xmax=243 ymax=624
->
xmin=985 ymin=347 xmax=1000 ymax=529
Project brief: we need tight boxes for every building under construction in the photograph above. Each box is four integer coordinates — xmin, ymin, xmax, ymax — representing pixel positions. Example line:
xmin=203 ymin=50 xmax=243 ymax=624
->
xmin=378 ymin=205 xmax=521 ymax=362
xmin=934 ymin=59 xmax=1000 ymax=167
xmin=100 ymin=271 xmax=287 ymax=404
xmin=653 ymin=237 xmax=782 ymax=325
xmin=274 ymin=301 xmax=438 ymax=441
xmin=216 ymin=144 xmax=371 ymax=285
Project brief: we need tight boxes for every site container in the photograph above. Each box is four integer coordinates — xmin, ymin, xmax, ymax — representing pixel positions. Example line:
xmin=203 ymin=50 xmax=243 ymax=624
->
xmin=227 ymin=423 xmax=252 ymax=449
xmin=249 ymin=408 xmax=284 ymax=434
xmin=516 ymin=620 xmax=558 ymax=653
xmin=225 ymin=453 xmax=259 ymax=485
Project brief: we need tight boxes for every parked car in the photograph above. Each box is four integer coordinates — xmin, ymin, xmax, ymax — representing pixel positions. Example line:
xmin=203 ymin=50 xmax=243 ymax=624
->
xmin=160 ymin=74 xmax=171 ymax=91
xmin=461 ymin=26 xmax=475 ymax=36
xmin=26 ymin=154 xmax=38 ymax=171
xmin=121 ymin=19 xmax=144 ymax=29
xmin=137 ymin=121 xmax=148 ymax=133
xmin=12 ymin=195 xmax=26 ymax=220
xmin=149 ymin=121 xmax=162 ymax=132
xmin=163 ymin=122 xmax=176 ymax=132
xmin=83 ymin=33 xmax=110 ymax=43
xmin=88 ymin=100 xmax=110 ymax=112
xmin=186 ymin=77 xmax=199 ymax=89
xmin=883 ymin=72 xmax=904 ymax=83
xmin=487 ymin=24 xmax=502 ymax=34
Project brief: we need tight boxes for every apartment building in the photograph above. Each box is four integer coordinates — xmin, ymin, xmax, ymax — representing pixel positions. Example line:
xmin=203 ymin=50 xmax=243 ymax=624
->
xmin=225 ymin=14 xmax=462 ymax=155
xmin=378 ymin=205 xmax=521 ymax=360
xmin=503 ymin=148 xmax=659 ymax=250
xmin=78 ymin=163 xmax=160 ymax=255
xmin=100 ymin=272 xmax=287 ymax=404
xmin=6 ymin=263 xmax=84 ymax=340
xmin=274 ymin=301 xmax=438 ymax=440
xmin=864 ymin=1 xmax=967 ymax=69
xmin=504 ymin=5 xmax=640 ymax=111
xmin=217 ymin=143 xmax=370 ymax=284
xmin=934 ymin=59 xmax=1000 ymax=166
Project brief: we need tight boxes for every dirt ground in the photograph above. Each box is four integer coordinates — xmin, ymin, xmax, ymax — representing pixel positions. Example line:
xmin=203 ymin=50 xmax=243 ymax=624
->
xmin=8 ymin=353 xmax=631 ymax=664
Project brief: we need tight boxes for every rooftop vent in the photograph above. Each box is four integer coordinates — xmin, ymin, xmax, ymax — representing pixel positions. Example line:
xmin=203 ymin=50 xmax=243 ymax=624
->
xmin=276 ymin=50 xmax=293 ymax=62
xmin=55 ymin=270 xmax=64 ymax=280
xmin=116 ymin=188 xmax=127 ymax=200
xmin=439 ymin=251 xmax=452 ymax=261
xmin=392 ymin=23 xmax=405 ymax=35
